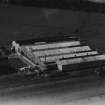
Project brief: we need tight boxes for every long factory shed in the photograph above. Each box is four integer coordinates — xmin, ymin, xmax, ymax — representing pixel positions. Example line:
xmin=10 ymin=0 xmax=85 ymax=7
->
xmin=9 ymin=36 xmax=105 ymax=76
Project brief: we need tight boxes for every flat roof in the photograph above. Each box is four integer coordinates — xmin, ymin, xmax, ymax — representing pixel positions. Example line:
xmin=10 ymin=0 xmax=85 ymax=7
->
xmin=16 ymin=35 xmax=79 ymax=45
xmin=58 ymin=55 xmax=105 ymax=65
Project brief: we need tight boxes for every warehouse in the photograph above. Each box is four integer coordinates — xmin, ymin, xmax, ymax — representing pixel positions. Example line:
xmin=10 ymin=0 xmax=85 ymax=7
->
xmin=9 ymin=36 xmax=105 ymax=78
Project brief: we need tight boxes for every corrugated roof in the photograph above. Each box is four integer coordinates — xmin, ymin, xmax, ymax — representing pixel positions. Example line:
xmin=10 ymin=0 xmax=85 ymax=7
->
xmin=58 ymin=55 xmax=105 ymax=65
xmin=33 ymin=46 xmax=91 ymax=57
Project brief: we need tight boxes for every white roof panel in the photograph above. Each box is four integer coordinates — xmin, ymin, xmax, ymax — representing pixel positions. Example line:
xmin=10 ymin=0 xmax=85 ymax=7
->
xmin=40 ymin=51 xmax=98 ymax=62
xmin=34 ymin=46 xmax=91 ymax=57
xmin=31 ymin=41 xmax=80 ymax=50
xmin=58 ymin=55 xmax=105 ymax=65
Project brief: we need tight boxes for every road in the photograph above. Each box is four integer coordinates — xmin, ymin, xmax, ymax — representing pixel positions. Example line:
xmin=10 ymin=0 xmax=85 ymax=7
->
xmin=0 ymin=74 xmax=105 ymax=105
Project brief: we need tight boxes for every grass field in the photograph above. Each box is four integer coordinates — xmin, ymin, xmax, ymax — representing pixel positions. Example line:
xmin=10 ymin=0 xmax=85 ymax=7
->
xmin=0 ymin=5 xmax=105 ymax=52
xmin=1 ymin=5 xmax=105 ymax=105
xmin=0 ymin=5 xmax=105 ymax=105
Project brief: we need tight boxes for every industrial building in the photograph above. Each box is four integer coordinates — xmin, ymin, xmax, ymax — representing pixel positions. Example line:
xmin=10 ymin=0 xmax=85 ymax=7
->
xmin=8 ymin=36 xmax=105 ymax=78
